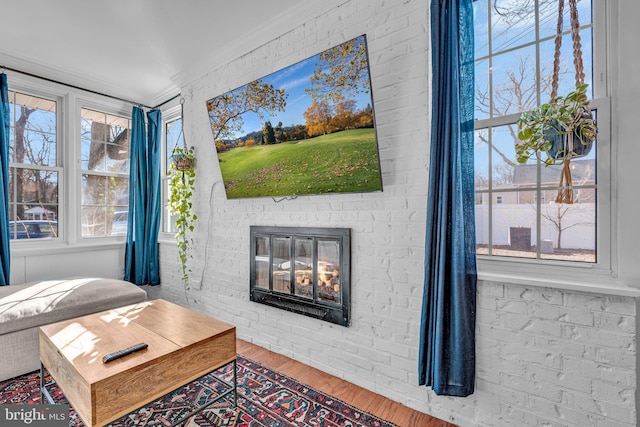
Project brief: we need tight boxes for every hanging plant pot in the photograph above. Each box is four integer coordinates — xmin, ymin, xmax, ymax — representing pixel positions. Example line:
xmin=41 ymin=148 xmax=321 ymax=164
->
xmin=172 ymin=154 xmax=194 ymax=171
xmin=516 ymin=85 xmax=597 ymax=204
xmin=544 ymin=117 xmax=595 ymax=163
xmin=168 ymin=146 xmax=197 ymax=288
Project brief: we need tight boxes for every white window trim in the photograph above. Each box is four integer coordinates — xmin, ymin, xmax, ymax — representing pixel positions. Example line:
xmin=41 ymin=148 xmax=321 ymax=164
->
xmin=6 ymin=77 xmax=66 ymax=249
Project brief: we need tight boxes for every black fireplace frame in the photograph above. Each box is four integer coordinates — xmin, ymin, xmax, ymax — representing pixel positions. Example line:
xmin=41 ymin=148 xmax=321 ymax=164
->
xmin=249 ymin=226 xmax=351 ymax=326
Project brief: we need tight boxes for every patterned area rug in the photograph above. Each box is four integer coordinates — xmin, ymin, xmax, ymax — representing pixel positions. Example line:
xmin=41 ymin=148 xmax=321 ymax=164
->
xmin=0 ymin=356 xmax=397 ymax=427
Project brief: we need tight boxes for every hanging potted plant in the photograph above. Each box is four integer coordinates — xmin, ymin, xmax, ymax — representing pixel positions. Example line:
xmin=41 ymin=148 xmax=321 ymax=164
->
xmin=167 ymin=100 xmax=197 ymax=288
xmin=514 ymin=0 xmax=596 ymax=204
xmin=168 ymin=146 xmax=197 ymax=287
xmin=516 ymin=83 xmax=596 ymax=162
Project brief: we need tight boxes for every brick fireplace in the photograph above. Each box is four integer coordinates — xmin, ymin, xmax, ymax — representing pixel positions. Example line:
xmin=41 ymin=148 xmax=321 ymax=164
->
xmin=249 ymin=226 xmax=350 ymax=326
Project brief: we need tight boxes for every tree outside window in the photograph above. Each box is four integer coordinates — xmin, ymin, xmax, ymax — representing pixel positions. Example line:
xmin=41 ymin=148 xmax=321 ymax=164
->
xmin=7 ymin=91 xmax=59 ymax=240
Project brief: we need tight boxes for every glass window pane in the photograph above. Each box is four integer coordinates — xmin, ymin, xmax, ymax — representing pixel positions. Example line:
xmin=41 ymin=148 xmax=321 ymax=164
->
xmin=475 ymin=58 xmax=490 ymax=120
xmin=107 ymin=177 xmax=129 ymax=206
xmin=82 ymin=174 xmax=107 ymax=206
xmin=106 ymin=115 xmax=129 ymax=143
xmin=491 ymin=45 xmax=537 ymax=117
xmin=492 ymin=191 xmax=537 ymax=259
xmin=492 ymin=125 xmax=518 ymax=187
xmin=10 ymin=169 xmax=59 ymax=229
xmin=81 ymin=109 xmax=106 ymax=140
xmin=540 ymin=196 xmax=595 ymax=262
xmin=491 ymin=0 xmax=536 ymax=54
xmin=10 ymin=93 xmax=57 ymax=168
xmin=475 ymin=200 xmax=489 ymax=255
xmin=475 ymin=129 xmax=489 ymax=191
xmin=81 ymin=139 xmax=105 ymax=172
xmin=166 ymin=118 xmax=184 ymax=170
xmin=82 ymin=206 xmax=106 ymax=237
xmin=22 ymin=130 xmax=56 ymax=166
xmin=9 ymin=218 xmax=58 ymax=240
xmin=106 ymin=141 xmax=129 ymax=173
xmin=474 ymin=0 xmax=489 ymax=58
xmin=110 ymin=208 xmax=128 ymax=236
xmin=540 ymin=29 xmax=593 ymax=102
xmin=539 ymin=0 xmax=592 ymax=41
xmin=317 ymin=240 xmax=341 ymax=303
xmin=162 ymin=180 xmax=176 ymax=233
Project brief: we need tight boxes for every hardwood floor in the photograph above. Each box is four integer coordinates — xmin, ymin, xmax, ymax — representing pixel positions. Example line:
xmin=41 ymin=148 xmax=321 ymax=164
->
xmin=237 ymin=339 xmax=456 ymax=427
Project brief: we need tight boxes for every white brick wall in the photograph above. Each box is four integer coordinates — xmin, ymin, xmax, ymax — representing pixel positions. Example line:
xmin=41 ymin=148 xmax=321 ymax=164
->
xmin=475 ymin=283 xmax=637 ymax=427
xmin=153 ymin=0 xmax=640 ymax=426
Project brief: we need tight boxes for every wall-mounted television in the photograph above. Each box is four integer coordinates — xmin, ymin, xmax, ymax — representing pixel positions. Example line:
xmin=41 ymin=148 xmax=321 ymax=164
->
xmin=206 ymin=34 xmax=383 ymax=199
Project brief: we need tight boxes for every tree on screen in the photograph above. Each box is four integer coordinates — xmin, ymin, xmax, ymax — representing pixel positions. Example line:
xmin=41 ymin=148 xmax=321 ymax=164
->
xmin=207 ymin=79 xmax=287 ymax=144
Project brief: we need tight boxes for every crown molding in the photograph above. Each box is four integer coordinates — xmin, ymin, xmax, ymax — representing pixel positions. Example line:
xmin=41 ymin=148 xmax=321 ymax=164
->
xmin=0 ymin=51 xmax=159 ymax=107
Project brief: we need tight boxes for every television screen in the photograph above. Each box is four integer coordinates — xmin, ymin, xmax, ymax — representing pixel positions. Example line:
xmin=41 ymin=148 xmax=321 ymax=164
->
xmin=206 ymin=34 xmax=383 ymax=199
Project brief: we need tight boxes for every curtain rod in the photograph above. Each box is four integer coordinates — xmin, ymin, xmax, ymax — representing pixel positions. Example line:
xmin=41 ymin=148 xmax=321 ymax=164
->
xmin=0 ymin=65 xmax=179 ymax=110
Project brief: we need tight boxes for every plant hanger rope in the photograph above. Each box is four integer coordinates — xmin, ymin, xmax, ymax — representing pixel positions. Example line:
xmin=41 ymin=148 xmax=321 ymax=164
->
xmin=549 ymin=0 xmax=588 ymax=204
xmin=173 ymin=98 xmax=194 ymax=171
xmin=550 ymin=0 xmax=585 ymax=100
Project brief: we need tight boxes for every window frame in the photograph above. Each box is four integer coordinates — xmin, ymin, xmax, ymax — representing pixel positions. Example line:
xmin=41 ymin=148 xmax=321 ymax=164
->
xmin=3 ymin=71 xmax=136 ymax=253
xmin=5 ymin=81 xmax=65 ymax=247
xmin=77 ymin=104 xmax=132 ymax=239
xmin=473 ymin=0 xmax=615 ymax=286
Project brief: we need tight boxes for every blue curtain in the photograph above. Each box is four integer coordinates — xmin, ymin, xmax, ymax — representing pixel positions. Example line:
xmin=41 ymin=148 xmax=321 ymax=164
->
xmin=124 ymin=107 xmax=161 ymax=286
xmin=145 ymin=110 xmax=162 ymax=285
xmin=0 ymin=74 xmax=10 ymax=286
xmin=419 ymin=0 xmax=476 ymax=397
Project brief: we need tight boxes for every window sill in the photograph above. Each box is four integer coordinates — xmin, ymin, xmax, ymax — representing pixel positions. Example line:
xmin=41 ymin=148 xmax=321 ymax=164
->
xmin=477 ymin=258 xmax=640 ymax=297
xmin=10 ymin=239 xmax=125 ymax=257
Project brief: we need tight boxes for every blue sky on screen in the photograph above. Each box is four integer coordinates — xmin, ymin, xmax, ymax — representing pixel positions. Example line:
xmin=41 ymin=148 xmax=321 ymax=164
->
xmin=227 ymin=37 xmax=373 ymax=139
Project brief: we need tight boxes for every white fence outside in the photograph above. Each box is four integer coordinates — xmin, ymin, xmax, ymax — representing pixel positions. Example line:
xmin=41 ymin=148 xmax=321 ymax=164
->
xmin=475 ymin=203 xmax=596 ymax=250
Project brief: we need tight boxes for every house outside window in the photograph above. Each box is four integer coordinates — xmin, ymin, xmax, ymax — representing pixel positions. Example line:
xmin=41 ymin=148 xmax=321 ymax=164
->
xmin=80 ymin=108 xmax=130 ymax=237
xmin=473 ymin=0 xmax=608 ymax=264
xmin=7 ymin=91 xmax=60 ymax=240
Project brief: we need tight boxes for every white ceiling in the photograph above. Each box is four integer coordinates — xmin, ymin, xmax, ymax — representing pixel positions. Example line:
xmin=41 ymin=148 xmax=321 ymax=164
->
xmin=0 ymin=0 xmax=342 ymax=107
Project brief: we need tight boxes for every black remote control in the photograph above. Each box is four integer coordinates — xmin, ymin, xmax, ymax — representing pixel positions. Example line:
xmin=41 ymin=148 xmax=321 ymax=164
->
xmin=102 ymin=343 xmax=148 ymax=363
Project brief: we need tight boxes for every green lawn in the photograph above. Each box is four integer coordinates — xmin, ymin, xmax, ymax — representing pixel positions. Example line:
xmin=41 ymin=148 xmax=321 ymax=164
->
xmin=217 ymin=128 xmax=383 ymax=199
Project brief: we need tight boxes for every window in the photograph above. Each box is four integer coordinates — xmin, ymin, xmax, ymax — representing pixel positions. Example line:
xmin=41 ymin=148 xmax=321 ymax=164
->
xmin=7 ymin=91 xmax=60 ymax=240
xmin=162 ymin=115 xmax=183 ymax=234
xmin=80 ymin=108 xmax=130 ymax=237
xmin=473 ymin=0 xmax=607 ymax=264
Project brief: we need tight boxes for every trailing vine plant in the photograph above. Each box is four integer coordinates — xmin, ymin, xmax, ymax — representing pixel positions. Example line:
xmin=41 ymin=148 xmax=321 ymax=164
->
xmin=167 ymin=145 xmax=197 ymax=287
xmin=168 ymin=146 xmax=196 ymax=287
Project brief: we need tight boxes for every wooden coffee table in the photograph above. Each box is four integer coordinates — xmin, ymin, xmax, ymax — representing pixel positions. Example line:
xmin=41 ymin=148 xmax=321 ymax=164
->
xmin=39 ymin=299 xmax=236 ymax=427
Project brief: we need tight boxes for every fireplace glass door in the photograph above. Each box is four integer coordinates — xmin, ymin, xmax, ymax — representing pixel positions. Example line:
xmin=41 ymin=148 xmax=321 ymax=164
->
xmin=317 ymin=239 xmax=340 ymax=303
xmin=272 ymin=237 xmax=291 ymax=294
xmin=250 ymin=226 xmax=350 ymax=326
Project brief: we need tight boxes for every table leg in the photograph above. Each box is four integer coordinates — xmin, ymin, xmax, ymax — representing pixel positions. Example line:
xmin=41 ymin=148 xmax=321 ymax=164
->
xmin=40 ymin=364 xmax=55 ymax=405
xmin=39 ymin=364 xmax=44 ymax=404
xmin=233 ymin=358 xmax=237 ymax=408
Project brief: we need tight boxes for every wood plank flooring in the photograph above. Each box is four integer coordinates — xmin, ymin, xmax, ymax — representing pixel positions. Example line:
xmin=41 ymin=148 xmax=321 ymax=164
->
xmin=237 ymin=339 xmax=456 ymax=427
